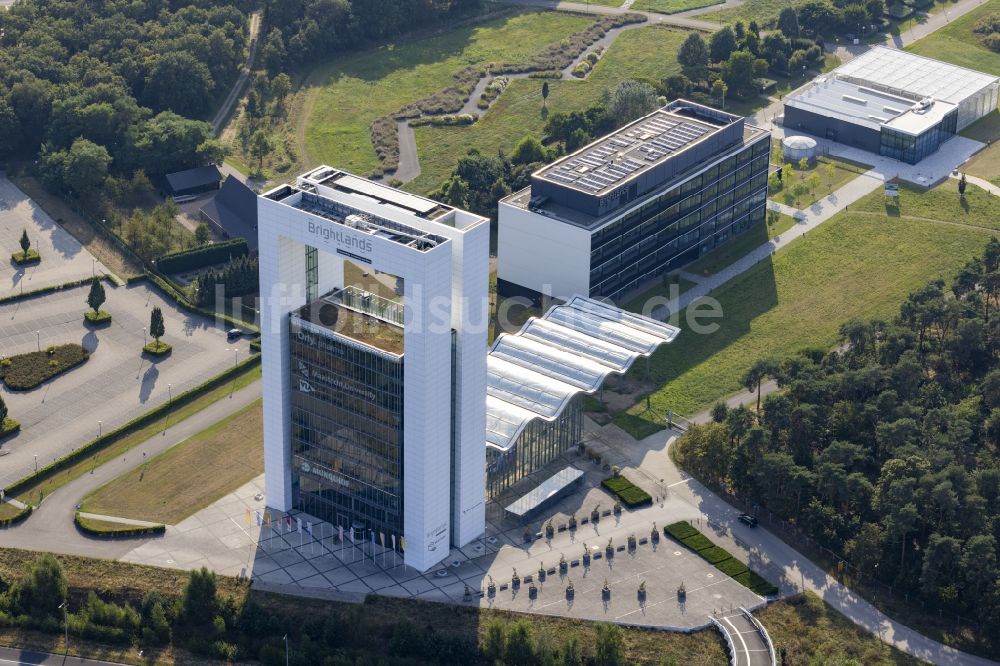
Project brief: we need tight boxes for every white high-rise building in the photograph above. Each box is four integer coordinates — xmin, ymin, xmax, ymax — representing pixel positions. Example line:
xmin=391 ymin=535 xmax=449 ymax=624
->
xmin=257 ymin=166 xmax=489 ymax=572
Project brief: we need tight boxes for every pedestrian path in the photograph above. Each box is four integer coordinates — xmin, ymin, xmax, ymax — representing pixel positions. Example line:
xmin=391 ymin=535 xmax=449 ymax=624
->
xmin=77 ymin=512 xmax=164 ymax=528
xmin=765 ymin=199 xmax=803 ymax=219
xmin=954 ymin=172 xmax=1000 ymax=197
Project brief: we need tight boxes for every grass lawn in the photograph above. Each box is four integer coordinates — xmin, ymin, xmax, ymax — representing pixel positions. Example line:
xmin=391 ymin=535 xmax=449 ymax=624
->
xmin=300 ymin=11 xmax=593 ymax=177
xmin=961 ymin=112 xmax=1000 ymax=185
xmin=626 ymin=184 xmax=998 ymax=417
xmin=0 ymin=503 xmax=23 ymax=521
xmin=621 ymin=277 xmax=697 ymax=314
xmin=684 ymin=213 xmax=797 ymax=278
xmin=82 ymin=401 xmax=263 ymax=525
xmin=701 ymin=0 xmax=814 ymax=28
xmin=906 ymin=0 xmax=1000 ymax=76
xmin=631 ymin=0 xmax=724 ymax=14
xmin=407 ymin=25 xmax=689 ymax=194
xmin=759 ymin=593 xmax=921 ymax=665
xmin=13 ymin=364 xmax=261 ymax=506
xmin=770 ymin=156 xmax=870 ymax=209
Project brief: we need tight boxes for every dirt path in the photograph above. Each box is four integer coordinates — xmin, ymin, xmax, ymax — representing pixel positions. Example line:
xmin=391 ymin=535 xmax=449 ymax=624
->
xmin=212 ymin=11 xmax=263 ymax=135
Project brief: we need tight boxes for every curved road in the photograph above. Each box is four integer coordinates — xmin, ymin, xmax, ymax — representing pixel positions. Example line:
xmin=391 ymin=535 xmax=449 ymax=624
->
xmin=719 ymin=611 xmax=772 ymax=666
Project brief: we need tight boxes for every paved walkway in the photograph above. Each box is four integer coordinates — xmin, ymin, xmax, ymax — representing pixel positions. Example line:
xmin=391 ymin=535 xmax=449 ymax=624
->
xmin=765 ymin=199 xmax=802 ymax=219
xmin=955 ymin=172 xmax=1000 ymax=196
xmin=77 ymin=513 xmax=164 ymax=528
xmin=718 ymin=609 xmax=772 ymax=666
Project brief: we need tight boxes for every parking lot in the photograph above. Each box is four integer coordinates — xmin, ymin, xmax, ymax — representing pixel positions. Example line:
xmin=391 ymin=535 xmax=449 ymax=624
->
xmin=0 ymin=282 xmax=252 ymax=489
xmin=0 ymin=175 xmax=108 ymax=299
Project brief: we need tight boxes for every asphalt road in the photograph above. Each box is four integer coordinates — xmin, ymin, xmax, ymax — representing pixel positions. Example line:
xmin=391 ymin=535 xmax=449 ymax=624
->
xmin=0 ymin=646 xmax=127 ymax=666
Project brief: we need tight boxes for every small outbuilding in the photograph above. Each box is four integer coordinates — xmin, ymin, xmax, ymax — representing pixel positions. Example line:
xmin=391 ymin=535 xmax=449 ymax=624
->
xmin=199 ymin=176 xmax=259 ymax=252
xmin=164 ymin=165 xmax=222 ymax=197
xmin=782 ymin=135 xmax=817 ymax=162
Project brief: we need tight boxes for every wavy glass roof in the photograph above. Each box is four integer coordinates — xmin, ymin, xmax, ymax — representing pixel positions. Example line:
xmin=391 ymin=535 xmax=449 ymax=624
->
xmin=485 ymin=296 xmax=680 ymax=451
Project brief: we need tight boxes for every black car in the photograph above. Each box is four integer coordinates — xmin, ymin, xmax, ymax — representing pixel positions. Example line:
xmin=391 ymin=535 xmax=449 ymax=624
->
xmin=738 ymin=513 xmax=758 ymax=528
xmin=227 ymin=328 xmax=241 ymax=341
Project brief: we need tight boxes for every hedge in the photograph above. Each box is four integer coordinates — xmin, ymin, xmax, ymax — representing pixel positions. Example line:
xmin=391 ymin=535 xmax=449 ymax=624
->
xmin=156 ymin=238 xmax=248 ymax=274
xmin=0 ymin=274 xmax=115 ymax=306
xmin=5 ymin=353 xmax=261 ymax=501
xmin=601 ymin=475 xmax=652 ymax=508
xmin=140 ymin=272 xmax=258 ymax=334
xmin=697 ymin=545 xmax=735 ymax=565
xmin=11 ymin=249 xmax=41 ymax=265
xmin=665 ymin=521 xmax=699 ymax=541
xmin=716 ymin=558 xmax=750 ymax=578
xmin=0 ymin=504 xmax=32 ymax=528
xmin=1 ymin=418 xmax=21 ymax=440
xmin=84 ymin=310 xmax=112 ymax=324
xmin=681 ymin=533 xmax=714 ymax=552
xmin=0 ymin=344 xmax=90 ymax=390
xmin=74 ymin=513 xmax=165 ymax=538
xmin=735 ymin=571 xmax=780 ymax=597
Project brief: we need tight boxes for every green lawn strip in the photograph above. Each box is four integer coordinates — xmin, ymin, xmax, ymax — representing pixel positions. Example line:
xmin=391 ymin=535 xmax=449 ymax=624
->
xmin=960 ymin=110 xmax=1000 ymax=142
xmin=0 ymin=502 xmax=24 ymax=521
xmin=407 ymin=25 xmax=688 ymax=194
xmin=10 ymin=360 xmax=261 ymax=506
xmin=601 ymin=475 xmax=653 ymax=507
xmin=302 ymin=11 xmax=594 ymax=176
xmin=684 ymin=214 xmax=797 ymax=278
xmin=961 ymin=112 xmax=1000 ymax=184
xmin=73 ymin=513 xmax=165 ymax=538
xmin=621 ymin=277 xmax=697 ymax=314
xmin=610 ymin=411 xmax=665 ymax=440
xmin=83 ymin=310 xmax=111 ymax=324
xmin=665 ymin=521 xmax=699 ymax=540
xmin=850 ymin=182 xmax=1000 ymax=231
xmin=0 ymin=504 xmax=31 ymax=527
xmin=770 ymin=157 xmax=870 ymax=209
xmin=681 ymin=533 xmax=715 ymax=552
xmin=735 ymin=570 xmax=780 ymax=596
xmin=627 ymin=186 xmax=995 ymax=417
xmin=81 ymin=401 xmax=263 ymax=525
xmin=906 ymin=0 xmax=1000 ymax=76
xmin=631 ymin=0 xmax=723 ymax=14
xmin=0 ymin=345 xmax=89 ymax=390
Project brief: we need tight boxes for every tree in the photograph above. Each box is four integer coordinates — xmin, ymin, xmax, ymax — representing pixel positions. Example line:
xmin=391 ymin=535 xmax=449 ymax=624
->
xmin=663 ymin=74 xmax=693 ymax=100
xmin=807 ymin=172 xmax=821 ymax=193
xmin=19 ymin=229 xmax=30 ymax=255
xmin=778 ymin=7 xmax=800 ymax=37
xmin=195 ymin=223 xmax=211 ymax=245
xmin=62 ymin=138 xmax=112 ymax=195
xmin=959 ymin=172 xmax=968 ymax=195
xmin=0 ymin=394 xmax=7 ymax=425
xmin=87 ymin=277 xmax=106 ymax=315
xmin=504 ymin=620 xmax=535 ymax=664
xmin=249 ymin=130 xmax=273 ymax=171
xmin=144 ymin=52 xmax=215 ymax=117
xmin=263 ymin=28 xmax=287 ymax=75
xmin=711 ymin=79 xmax=728 ymax=106
xmin=542 ymin=81 xmax=550 ymax=107
xmin=678 ymin=32 xmax=710 ymax=70
xmin=710 ymin=26 xmax=738 ymax=63
xmin=482 ymin=620 xmax=506 ymax=662
xmin=181 ymin=567 xmax=217 ymax=625
xmin=798 ymin=0 xmax=839 ymax=35
xmin=721 ymin=51 xmax=756 ymax=97
xmin=798 ymin=157 xmax=810 ymax=172
xmin=15 ymin=554 xmax=67 ymax=619
xmin=149 ymin=306 xmax=165 ymax=347
xmin=511 ymin=135 xmax=547 ymax=165
xmin=742 ymin=357 xmax=780 ymax=412
xmin=594 ymin=623 xmax=625 ymax=666
xmin=603 ymin=80 xmax=660 ymax=127
xmin=270 ymin=73 xmax=292 ymax=107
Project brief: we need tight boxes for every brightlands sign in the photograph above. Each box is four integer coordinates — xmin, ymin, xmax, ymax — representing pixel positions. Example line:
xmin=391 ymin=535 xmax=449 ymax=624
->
xmin=308 ymin=219 xmax=373 ymax=254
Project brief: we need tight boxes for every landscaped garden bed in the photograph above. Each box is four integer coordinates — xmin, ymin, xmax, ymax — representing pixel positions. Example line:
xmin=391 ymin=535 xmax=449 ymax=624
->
xmin=665 ymin=520 xmax=779 ymax=596
xmin=0 ymin=344 xmax=89 ymax=390
xmin=74 ymin=512 xmax=165 ymax=538
xmin=84 ymin=310 xmax=112 ymax=325
xmin=10 ymin=249 xmax=40 ymax=265
xmin=143 ymin=341 xmax=172 ymax=356
xmin=0 ymin=417 xmax=21 ymax=440
xmin=601 ymin=475 xmax=652 ymax=508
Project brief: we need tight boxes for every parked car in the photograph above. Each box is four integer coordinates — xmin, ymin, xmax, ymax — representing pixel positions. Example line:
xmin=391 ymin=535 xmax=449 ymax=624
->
xmin=738 ymin=513 xmax=758 ymax=528
xmin=227 ymin=328 xmax=242 ymax=341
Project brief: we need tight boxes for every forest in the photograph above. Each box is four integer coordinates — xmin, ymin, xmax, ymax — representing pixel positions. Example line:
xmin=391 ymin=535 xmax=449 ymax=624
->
xmin=676 ymin=238 xmax=1000 ymax=647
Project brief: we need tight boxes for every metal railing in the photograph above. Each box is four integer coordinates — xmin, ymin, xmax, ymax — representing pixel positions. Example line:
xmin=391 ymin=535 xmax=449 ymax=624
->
xmin=332 ymin=286 xmax=404 ymax=326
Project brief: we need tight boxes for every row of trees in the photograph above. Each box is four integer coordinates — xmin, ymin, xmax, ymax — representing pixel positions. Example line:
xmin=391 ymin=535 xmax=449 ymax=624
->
xmin=260 ymin=0 xmax=486 ymax=75
xmin=194 ymin=255 xmax=260 ymax=307
xmin=676 ymin=239 xmax=1000 ymax=645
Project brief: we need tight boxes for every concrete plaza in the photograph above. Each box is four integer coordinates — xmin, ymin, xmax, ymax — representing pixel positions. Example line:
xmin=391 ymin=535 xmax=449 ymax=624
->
xmin=0 ymin=175 xmax=108 ymax=299
xmin=0 ymin=282 xmax=252 ymax=490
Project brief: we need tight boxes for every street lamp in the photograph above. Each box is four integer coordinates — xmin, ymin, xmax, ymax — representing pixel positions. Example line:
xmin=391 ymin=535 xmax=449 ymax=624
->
xmin=283 ymin=634 xmax=289 ymax=666
xmin=58 ymin=602 xmax=68 ymax=653
xmin=225 ymin=348 xmax=239 ymax=397
xmin=35 ymin=330 xmax=39 ymax=352
xmin=142 ymin=326 xmax=147 ymax=347
xmin=98 ymin=421 xmax=102 ymax=438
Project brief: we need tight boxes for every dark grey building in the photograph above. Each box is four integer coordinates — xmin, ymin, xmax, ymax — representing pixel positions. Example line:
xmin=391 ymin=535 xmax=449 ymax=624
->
xmin=164 ymin=165 xmax=222 ymax=197
xmin=199 ymin=176 xmax=259 ymax=252
xmin=497 ymin=100 xmax=771 ymax=303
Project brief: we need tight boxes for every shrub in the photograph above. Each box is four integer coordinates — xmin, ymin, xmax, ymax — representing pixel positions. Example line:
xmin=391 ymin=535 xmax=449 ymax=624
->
xmin=74 ymin=513 xmax=166 ymax=538
xmin=735 ymin=570 xmax=779 ymax=596
xmin=157 ymin=238 xmax=249 ymax=274
xmin=11 ymin=249 xmax=41 ymax=265
xmin=1 ymin=417 xmax=20 ymax=439
xmin=0 ymin=344 xmax=89 ymax=390
xmin=601 ymin=475 xmax=652 ymax=508
xmin=143 ymin=341 xmax=172 ymax=356
xmin=697 ymin=545 xmax=735 ymax=564
xmin=715 ymin=558 xmax=750 ymax=578
xmin=408 ymin=113 xmax=477 ymax=127
xmin=681 ymin=533 xmax=715 ymax=552
xmin=573 ymin=61 xmax=591 ymax=78
xmin=528 ymin=70 xmax=563 ymax=79
xmin=84 ymin=310 xmax=112 ymax=324
xmin=665 ymin=521 xmax=699 ymax=541
xmin=370 ymin=116 xmax=399 ymax=173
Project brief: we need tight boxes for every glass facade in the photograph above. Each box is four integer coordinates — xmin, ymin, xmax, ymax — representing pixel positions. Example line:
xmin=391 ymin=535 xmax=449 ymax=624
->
xmin=486 ymin=396 xmax=583 ymax=499
xmin=305 ymin=246 xmax=319 ymax=303
xmin=879 ymin=109 xmax=958 ymax=164
xmin=589 ymin=137 xmax=771 ymax=301
xmin=288 ymin=316 xmax=404 ymax=540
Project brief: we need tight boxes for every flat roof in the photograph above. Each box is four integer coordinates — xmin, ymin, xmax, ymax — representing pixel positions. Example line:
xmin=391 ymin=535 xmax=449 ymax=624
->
xmin=536 ymin=107 xmax=729 ymax=196
xmin=292 ymin=289 xmax=404 ymax=356
xmin=485 ymin=296 xmax=679 ymax=452
xmin=834 ymin=45 xmax=998 ymax=105
xmin=785 ymin=76 xmax=957 ymax=134
xmin=300 ymin=166 xmax=449 ymax=219
xmin=505 ymin=467 xmax=584 ymax=518
xmin=165 ymin=165 xmax=221 ymax=193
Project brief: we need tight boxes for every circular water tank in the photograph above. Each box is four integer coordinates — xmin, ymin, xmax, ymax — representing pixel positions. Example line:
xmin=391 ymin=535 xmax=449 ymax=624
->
xmin=782 ymin=135 xmax=817 ymax=162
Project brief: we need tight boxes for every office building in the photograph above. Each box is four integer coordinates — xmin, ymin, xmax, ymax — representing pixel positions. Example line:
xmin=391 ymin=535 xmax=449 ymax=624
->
xmin=784 ymin=46 xmax=999 ymax=164
xmin=497 ymin=99 xmax=771 ymax=302
xmin=258 ymin=166 xmax=489 ymax=572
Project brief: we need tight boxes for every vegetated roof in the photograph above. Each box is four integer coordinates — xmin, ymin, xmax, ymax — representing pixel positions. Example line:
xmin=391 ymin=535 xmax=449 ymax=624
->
xmin=485 ymin=296 xmax=679 ymax=452
xmin=165 ymin=165 xmax=222 ymax=193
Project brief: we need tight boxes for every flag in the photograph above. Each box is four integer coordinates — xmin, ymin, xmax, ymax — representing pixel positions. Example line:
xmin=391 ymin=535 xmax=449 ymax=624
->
xmin=391 ymin=534 xmax=396 ymax=550
xmin=286 ymin=515 xmax=292 ymax=533
xmin=265 ymin=512 xmax=271 ymax=528
xmin=297 ymin=517 xmax=303 ymax=533
xmin=348 ymin=527 xmax=355 ymax=544
xmin=379 ymin=532 xmax=385 ymax=547
xmin=399 ymin=536 xmax=406 ymax=552
xmin=245 ymin=508 xmax=250 ymax=526
xmin=307 ymin=521 xmax=313 ymax=536
xmin=338 ymin=525 xmax=344 ymax=543
xmin=255 ymin=511 xmax=261 ymax=526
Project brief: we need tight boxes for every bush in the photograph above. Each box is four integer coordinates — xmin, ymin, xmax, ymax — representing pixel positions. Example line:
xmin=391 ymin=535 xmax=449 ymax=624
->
xmin=735 ymin=570 xmax=779 ymax=596
xmin=715 ymin=558 xmax=750 ymax=578
xmin=665 ymin=521 xmax=699 ymax=541
xmin=601 ymin=475 xmax=653 ymax=508
xmin=11 ymin=249 xmax=41 ymax=265
xmin=370 ymin=116 xmax=399 ymax=173
xmin=697 ymin=545 xmax=735 ymax=564
xmin=408 ymin=113 xmax=477 ymax=127
xmin=572 ymin=61 xmax=592 ymax=78
xmin=157 ymin=238 xmax=249 ymax=274
xmin=528 ymin=70 xmax=563 ymax=79
xmin=84 ymin=310 xmax=112 ymax=324
xmin=143 ymin=341 xmax=172 ymax=356
xmin=1 ymin=417 xmax=21 ymax=439
xmin=681 ymin=533 xmax=715 ymax=552
xmin=0 ymin=344 xmax=89 ymax=390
